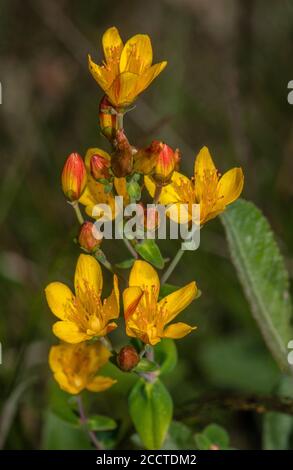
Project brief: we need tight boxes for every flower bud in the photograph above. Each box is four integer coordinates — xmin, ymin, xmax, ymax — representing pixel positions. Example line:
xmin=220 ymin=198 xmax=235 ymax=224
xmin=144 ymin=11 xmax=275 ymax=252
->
xmin=138 ymin=203 xmax=160 ymax=231
xmin=78 ymin=221 xmax=102 ymax=252
xmin=117 ymin=345 xmax=140 ymax=372
xmin=111 ymin=130 xmax=134 ymax=177
xmin=99 ymin=95 xmax=118 ymax=142
xmin=151 ymin=141 xmax=180 ymax=186
xmin=90 ymin=153 xmax=111 ymax=180
xmin=61 ymin=152 xmax=87 ymax=201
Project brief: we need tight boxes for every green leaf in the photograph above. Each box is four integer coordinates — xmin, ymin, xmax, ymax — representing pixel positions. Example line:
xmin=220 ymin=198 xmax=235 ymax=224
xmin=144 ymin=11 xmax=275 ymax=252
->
xmin=194 ymin=433 xmax=211 ymax=450
xmin=42 ymin=412 xmax=91 ymax=450
xmin=115 ymin=258 xmax=135 ymax=269
xmin=129 ymin=378 xmax=173 ymax=449
xmin=154 ymin=339 xmax=177 ymax=376
xmin=87 ymin=415 xmax=117 ymax=432
xmin=127 ymin=181 xmax=141 ymax=201
xmin=221 ymin=199 xmax=293 ymax=373
xmin=195 ymin=424 xmax=230 ymax=450
xmin=134 ymin=358 xmax=160 ymax=373
xmin=163 ymin=421 xmax=195 ymax=450
xmin=204 ymin=424 xmax=229 ymax=448
xmin=135 ymin=240 xmax=165 ymax=269
xmin=49 ymin=381 xmax=79 ymax=426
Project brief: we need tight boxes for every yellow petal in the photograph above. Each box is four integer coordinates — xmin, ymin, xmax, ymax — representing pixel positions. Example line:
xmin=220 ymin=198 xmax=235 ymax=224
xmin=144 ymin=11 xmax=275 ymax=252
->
xmin=217 ymin=167 xmax=244 ymax=206
xmin=120 ymin=34 xmax=153 ymax=74
xmin=54 ymin=370 xmax=81 ymax=394
xmin=144 ymin=171 xmax=189 ymax=205
xmin=87 ymin=375 xmax=117 ymax=392
xmin=48 ymin=345 xmax=63 ymax=374
xmin=107 ymin=72 xmax=139 ymax=107
xmin=103 ymin=274 xmax=120 ymax=320
xmin=136 ymin=61 xmax=167 ymax=95
xmin=194 ymin=146 xmax=216 ymax=179
xmin=165 ymin=202 xmax=191 ymax=224
xmin=78 ymin=185 xmax=95 ymax=207
xmin=94 ymin=342 xmax=111 ymax=367
xmin=102 ymin=27 xmax=123 ymax=63
xmin=159 ymin=281 xmax=197 ymax=324
xmin=114 ymin=177 xmax=130 ymax=204
xmin=123 ymin=286 xmax=143 ymax=320
xmin=52 ymin=321 xmax=89 ymax=343
xmin=163 ymin=322 xmax=197 ymax=339
xmin=74 ymin=254 xmax=103 ymax=298
xmin=45 ymin=282 xmax=74 ymax=320
xmin=80 ymin=176 xmax=117 ymax=220
xmin=88 ymin=54 xmax=111 ymax=91
xmin=49 ymin=345 xmax=80 ymax=394
xmin=129 ymin=260 xmax=160 ymax=295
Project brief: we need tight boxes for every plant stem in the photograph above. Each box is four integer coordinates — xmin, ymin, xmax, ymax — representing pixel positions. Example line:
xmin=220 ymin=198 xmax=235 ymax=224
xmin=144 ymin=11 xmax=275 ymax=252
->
xmin=117 ymin=112 xmax=124 ymax=130
xmin=153 ymin=185 xmax=162 ymax=204
xmin=71 ymin=201 xmax=84 ymax=225
xmin=123 ymin=238 xmax=138 ymax=259
xmin=161 ymin=248 xmax=185 ymax=284
xmin=77 ymin=395 xmax=103 ymax=450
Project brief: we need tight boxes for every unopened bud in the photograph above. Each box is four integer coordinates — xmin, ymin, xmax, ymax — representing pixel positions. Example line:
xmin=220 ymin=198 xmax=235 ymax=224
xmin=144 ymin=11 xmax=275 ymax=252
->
xmin=78 ymin=221 xmax=102 ymax=252
xmin=61 ymin=152 xmax=87 ymax=201
xmin=90 ymin=153 xmax=111 ymax=180
xmin=151 ymin=141 xmax=180 ymax=186
xmin=99 ymin=95 xmax=118 ymax=142
xmin=117 ymin=345 xmax=140 ymax=372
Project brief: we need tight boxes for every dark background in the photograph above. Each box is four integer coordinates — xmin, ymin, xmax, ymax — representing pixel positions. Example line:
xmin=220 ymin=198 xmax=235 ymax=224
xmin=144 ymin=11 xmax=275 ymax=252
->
xmin=0 ymin=0 xmax=293 ymax=449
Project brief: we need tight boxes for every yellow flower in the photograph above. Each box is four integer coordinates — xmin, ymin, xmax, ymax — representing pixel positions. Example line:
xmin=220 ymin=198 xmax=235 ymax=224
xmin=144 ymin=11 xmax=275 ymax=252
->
xmin=79 ymin=147 xmax=129 ymax=220
xmin=123 ymin=260 xmax=198 ymax=345
xmin=88 ymin=26 xmax=167 ymax=108
xmin=145 ymin=146 xmax=244 ymax=225
xmin=49 ymin=342 xmax=116 ymax=394
xmin=45 ymin=254 xmax=119 ymax=343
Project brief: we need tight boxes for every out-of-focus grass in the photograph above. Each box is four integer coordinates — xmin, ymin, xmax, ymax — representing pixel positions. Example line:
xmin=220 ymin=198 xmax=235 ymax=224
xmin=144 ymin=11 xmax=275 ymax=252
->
xmin=0 ymin=0 xmax=292 ymax=449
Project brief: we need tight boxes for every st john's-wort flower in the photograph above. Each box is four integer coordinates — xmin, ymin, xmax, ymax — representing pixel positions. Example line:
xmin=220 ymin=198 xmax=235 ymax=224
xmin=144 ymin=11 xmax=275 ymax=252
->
xmin=61 ymin=152 xmax=87 ymax=202
xmin=145 ymin=146 xmax=244 ymax=225
xmin=49 ymin=341 xmax=116 ymax=394
xmin=123 ymin=260 xmax=198 ymax=345
xmin=88 ymin=26 xmax=167 ymax=109
xmin=45 ymin=254 xmax=119 ymax=343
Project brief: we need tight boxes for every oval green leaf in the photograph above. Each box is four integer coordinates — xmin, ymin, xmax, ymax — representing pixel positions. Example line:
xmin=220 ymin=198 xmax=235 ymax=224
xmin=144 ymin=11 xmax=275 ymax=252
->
xmin=129 ymin=378 xmax=173 ymax=449
xmin=221 ymin=199 xmax=293 ymax=373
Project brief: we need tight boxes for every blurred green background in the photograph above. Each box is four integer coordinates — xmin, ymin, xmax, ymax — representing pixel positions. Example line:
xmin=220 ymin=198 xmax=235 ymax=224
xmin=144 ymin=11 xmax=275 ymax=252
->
xmin=0 ymin=0 xmax=293 ymax=450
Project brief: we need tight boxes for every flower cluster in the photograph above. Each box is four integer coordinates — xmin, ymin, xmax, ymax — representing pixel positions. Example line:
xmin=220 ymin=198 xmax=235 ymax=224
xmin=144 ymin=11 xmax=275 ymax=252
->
xmin=46 ymin=27 xmax=244 ymax=404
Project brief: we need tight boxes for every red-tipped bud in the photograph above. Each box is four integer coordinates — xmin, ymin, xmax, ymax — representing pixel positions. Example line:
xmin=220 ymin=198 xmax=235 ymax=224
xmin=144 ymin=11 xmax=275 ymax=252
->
xmin=90 ymin=153 xmax=111 ymax=180
xmin=117 ymin=345 xmax=140 ymax=372
xmin=78 ymin=221 xmax=103 ymax=252
xmin=61 ymin=152 xmax=87 ymax=201
xmin=99 ymin=95 xmax=118 ymax=142
xmin=151 ymin=141 xmax=180 ymax=186
xmin=111 ymin=130 xmax=134 ymax=177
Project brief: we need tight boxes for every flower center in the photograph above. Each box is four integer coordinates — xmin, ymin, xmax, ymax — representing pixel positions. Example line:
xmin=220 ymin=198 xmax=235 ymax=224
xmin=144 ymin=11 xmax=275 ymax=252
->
xmin=66 ymin=281 xmax=104 ymax=334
